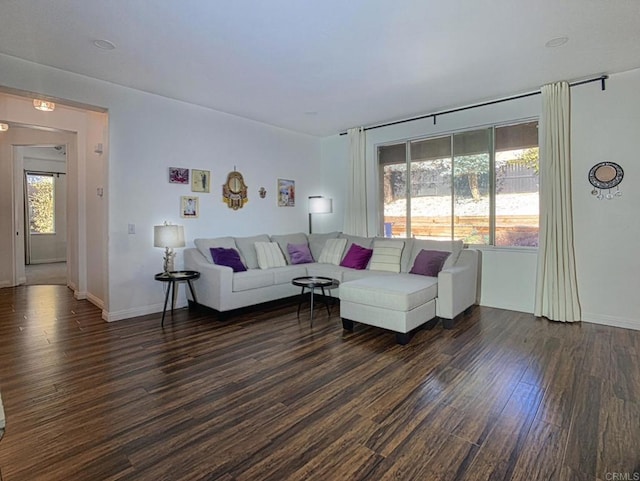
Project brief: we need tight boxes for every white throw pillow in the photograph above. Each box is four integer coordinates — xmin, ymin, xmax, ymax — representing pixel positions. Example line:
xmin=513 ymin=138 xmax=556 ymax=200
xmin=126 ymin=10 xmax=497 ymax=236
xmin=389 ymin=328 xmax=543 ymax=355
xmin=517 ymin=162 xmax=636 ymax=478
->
xmin=254 ymin=242 xmax=287 ymax=269
xmin=369 ymin=240 xmax=404 ymax=273
xmin=318 ymin=238 xmax=347 ymax=265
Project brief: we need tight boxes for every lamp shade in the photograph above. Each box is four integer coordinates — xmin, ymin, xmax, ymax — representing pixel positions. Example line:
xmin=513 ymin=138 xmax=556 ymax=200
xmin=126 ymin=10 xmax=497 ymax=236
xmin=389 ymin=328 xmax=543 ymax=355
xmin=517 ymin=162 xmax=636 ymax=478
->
xmin=153 ymin=224 xmax=185 ymax=248
xmin=308 ymin=196 xmax=332 ymax=214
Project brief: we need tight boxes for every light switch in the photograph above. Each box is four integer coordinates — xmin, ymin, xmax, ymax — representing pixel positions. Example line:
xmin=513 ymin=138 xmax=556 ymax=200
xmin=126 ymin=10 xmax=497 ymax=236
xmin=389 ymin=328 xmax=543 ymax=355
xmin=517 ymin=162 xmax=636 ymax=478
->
xmin=128 ymin=224 xmax=135 ymax=234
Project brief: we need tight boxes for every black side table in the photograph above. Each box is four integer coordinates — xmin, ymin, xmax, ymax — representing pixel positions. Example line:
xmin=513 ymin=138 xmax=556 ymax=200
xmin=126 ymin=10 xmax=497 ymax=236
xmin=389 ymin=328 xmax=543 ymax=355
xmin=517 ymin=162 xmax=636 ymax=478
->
xmin=154 ymin=270 xmax=200 ymax=327
xmin=292 ymin=276 xmax=339 ymax=325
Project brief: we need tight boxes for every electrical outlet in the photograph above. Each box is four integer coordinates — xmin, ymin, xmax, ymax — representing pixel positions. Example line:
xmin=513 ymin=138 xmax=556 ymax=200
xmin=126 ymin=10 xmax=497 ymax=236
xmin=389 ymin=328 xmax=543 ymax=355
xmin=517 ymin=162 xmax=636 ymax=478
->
xmin=128 ymin=224 xmax=135 ymax=234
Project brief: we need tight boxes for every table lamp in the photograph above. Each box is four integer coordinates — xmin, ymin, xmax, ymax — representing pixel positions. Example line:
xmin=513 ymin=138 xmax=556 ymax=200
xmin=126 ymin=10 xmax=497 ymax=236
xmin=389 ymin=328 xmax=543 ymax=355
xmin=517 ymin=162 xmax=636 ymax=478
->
xmin=153 ymin=223 xmax=185 ymax=273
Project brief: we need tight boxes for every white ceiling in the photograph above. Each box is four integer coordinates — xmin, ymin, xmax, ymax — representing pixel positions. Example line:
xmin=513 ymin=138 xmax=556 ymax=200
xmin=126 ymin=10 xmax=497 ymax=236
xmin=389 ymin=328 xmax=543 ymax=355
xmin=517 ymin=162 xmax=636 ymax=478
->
xmin=1 ymin=0 xmax=639 ymax=137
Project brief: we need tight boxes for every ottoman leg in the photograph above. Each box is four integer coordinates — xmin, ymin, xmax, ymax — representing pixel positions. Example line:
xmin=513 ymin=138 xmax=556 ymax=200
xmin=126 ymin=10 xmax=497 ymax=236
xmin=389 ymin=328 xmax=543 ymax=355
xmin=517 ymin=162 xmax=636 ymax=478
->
xmin=341 ymin=318 xmax=354 ymax=332
xmin=442 ymin=317 xmax=455 ymax=330
xmin=395 ymin=332 xmax=411 ymax=345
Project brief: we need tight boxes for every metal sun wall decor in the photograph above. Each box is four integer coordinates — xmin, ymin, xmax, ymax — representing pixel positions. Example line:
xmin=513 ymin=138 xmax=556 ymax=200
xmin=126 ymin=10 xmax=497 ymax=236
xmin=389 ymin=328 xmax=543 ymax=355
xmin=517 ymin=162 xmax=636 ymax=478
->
xmin=588 ymin=161 xmax=624 ymax=200
xmin=222 ymin=169 xmax=248 ymax=210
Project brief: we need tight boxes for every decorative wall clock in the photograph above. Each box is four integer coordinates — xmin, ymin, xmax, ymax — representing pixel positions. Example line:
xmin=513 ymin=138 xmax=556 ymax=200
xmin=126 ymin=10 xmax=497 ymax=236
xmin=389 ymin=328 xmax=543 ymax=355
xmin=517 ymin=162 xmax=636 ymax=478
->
xmin=588 ymin=161 xmax=623 ymax=200
xmin=222 ymin=170 xmax=248 ymax=210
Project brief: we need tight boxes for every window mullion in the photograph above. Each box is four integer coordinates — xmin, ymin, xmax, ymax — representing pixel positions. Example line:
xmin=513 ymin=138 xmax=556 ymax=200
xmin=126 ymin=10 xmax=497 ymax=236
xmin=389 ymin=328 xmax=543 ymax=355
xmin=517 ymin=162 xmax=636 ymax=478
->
xmin=405 ymin=141 xmax=411 ymax=237
xmin=450 ymin=135 xmax=454 ymax=240
xmin=489 ymin=127 xmax=496 ymax=245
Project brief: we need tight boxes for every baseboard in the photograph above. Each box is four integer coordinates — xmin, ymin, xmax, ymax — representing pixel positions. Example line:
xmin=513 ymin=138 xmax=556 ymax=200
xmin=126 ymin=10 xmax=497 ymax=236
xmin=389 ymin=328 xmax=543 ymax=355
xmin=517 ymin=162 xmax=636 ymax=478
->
xmin=104 ymin=300 xmax=187 ymax=322
xmin=29 ymin=258 xmax=66 ymax=264
xmin=74 ymin=289 xmax=87 ymax=300
xmin=582 ymin=312 xmax=640 ymax=331
xmin=478 ymin=300 xmax=533 ymax=314
xmin=86 ymin=292 xmax=104 ymax=310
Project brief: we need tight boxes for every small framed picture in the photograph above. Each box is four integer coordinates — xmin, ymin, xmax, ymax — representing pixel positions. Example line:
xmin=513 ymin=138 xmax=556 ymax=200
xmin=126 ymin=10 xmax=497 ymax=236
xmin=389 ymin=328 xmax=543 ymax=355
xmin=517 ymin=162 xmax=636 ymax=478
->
xmin=181 ymin=196 xmax=199 ymax=218
xmin=277 ymin=179 xmax=295 ymax=207
xmin=169 ymin=167 xmax=189 ymax=184
xmin=191 ymin=169 xmax=210 ymax=193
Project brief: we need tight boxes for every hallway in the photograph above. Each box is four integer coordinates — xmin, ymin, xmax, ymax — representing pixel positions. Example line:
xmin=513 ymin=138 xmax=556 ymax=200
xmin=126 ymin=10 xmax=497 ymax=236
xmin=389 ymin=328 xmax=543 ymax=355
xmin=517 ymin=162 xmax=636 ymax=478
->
xmin=24 ymin=262 xmax=66 ymax=285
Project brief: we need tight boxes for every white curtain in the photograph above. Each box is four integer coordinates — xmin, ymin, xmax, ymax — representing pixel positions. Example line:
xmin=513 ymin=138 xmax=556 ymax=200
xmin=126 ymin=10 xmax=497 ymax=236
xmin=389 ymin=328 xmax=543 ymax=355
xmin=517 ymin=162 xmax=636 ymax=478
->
xmin=534 ymin=82 xmax=581 ymax=322
xmin=343 ymin=127 xmax=368 ymax=236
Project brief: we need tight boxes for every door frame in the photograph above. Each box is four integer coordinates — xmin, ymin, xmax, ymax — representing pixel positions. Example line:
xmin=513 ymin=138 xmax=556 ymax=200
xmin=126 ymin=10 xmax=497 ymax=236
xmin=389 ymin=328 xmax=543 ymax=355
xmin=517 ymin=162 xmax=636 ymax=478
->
xmin=11 ymin=135 xmax=75 ymax=288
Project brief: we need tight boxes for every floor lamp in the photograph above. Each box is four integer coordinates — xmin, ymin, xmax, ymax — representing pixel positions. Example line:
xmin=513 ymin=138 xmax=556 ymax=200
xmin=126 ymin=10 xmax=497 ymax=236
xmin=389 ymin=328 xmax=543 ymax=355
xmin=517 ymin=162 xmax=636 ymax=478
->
xmin=308 ymin=196 xmax=332 ymax=234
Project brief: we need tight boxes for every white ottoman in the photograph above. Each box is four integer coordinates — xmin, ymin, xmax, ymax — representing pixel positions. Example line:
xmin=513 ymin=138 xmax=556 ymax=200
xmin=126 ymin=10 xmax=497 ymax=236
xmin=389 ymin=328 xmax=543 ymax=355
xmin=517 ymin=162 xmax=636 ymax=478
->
xmin=339 ymin=274 xmax=439 ymax=344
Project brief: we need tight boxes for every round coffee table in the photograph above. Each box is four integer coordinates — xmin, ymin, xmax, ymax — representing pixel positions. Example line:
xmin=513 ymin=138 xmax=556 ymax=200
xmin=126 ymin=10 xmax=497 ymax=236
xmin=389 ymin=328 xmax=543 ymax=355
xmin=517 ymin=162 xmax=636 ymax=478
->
xmin=291 ymin=276 xmax=339 ymax=324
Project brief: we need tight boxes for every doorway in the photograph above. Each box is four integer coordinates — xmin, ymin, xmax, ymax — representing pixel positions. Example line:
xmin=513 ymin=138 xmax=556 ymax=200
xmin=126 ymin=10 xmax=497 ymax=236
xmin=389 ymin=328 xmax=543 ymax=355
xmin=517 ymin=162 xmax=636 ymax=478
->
xmin=21 ymin=145 xmax=68 ymax=285
xmin=5 ymin=129 xmax=75 ymax=288
xmin=1 ymin=91 xmax=108 ymax=311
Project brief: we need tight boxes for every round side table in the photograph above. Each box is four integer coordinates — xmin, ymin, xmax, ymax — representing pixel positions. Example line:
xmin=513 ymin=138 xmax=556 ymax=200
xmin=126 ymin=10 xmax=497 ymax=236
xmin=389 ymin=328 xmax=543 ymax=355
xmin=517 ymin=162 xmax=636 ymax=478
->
xmin=154 ymin=270 xmax=200 ymax=327
xmin=291 ymin=276 xmax=339 ymax=325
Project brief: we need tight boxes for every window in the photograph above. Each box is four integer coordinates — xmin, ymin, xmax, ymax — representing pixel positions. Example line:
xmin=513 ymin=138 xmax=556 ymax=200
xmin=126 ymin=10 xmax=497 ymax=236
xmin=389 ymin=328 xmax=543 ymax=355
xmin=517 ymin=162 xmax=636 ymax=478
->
xmin=379 ymin=120 xmax=538 ymax=247
xmin=27 ymin=173 xmax=56 ymax=234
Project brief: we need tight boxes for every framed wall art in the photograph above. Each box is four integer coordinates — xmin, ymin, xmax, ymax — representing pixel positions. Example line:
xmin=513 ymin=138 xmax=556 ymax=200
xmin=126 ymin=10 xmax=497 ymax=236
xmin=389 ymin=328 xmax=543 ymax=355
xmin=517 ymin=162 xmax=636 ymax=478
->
xmin=181 ymin=195 xmax=199 ymax=218
xmin=191 ymin=169 xmax=210 ymax=193
xmin=169 ymin=167 xmax=189 ymax=184
xmin=277 ymin=179 xmax=295 ymax=207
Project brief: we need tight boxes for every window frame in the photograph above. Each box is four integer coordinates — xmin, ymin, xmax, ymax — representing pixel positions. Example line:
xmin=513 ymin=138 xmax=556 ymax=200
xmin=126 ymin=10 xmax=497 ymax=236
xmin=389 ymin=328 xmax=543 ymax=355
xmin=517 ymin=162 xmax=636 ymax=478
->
xmin=377 ymin=117 xmax=539 ymax=249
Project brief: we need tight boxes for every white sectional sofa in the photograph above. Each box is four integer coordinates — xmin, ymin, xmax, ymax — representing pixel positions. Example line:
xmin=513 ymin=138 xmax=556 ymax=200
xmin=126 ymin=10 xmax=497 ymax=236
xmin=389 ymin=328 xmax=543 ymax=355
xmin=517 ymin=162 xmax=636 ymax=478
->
xmin=184 ymin=232 xmax=479 ymax=343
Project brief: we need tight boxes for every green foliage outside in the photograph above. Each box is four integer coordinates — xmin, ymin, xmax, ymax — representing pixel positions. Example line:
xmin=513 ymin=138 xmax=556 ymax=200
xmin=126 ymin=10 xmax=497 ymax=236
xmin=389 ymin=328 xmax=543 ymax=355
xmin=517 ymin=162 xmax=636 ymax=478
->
xmin=453 ymin=154 xmax=489 ymax=201
xmin=28 ymin=175 xmax=55 ymax=234
xmin=510 ymin=147 xmax=539 ymax=173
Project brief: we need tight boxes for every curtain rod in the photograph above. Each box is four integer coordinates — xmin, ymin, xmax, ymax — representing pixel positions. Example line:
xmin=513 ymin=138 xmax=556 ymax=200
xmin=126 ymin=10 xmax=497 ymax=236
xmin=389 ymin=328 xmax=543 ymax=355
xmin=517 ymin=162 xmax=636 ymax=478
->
xmin=26 ymin=170 xmax=66 ymax=177
xmin=339 ymin=74 xmax=608 ymax=136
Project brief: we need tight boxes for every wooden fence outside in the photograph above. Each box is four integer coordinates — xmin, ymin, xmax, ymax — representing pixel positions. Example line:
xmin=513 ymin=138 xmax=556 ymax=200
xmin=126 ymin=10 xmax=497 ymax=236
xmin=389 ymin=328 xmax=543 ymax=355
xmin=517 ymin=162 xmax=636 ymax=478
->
xmin=384 ymin=215 xmax=539 ymax=240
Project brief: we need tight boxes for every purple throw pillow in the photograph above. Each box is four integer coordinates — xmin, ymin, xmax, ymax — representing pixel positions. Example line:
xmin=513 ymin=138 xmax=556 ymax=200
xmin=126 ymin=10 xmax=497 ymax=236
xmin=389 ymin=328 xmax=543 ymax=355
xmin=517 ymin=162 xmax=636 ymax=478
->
xmin=340 ymin=243 xmax=373 ymax=270
xmin=410 ymin=249 xmax=451 ymax=277
xmin=287 ymin=243 xmax=314 ymax=264
xmin=210 ymin=247 xmax=247 ymax=272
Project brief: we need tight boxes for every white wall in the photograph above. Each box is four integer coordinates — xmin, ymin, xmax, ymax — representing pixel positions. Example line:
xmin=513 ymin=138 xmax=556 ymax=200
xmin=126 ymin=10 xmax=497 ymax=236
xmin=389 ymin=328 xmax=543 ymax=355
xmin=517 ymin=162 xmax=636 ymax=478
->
xmin=571 ymin=69 xmax=640 ymax=330
xmin=321 ymin=68 xmax=640 ymax=329
xmin=0 ymin=53 xmax=322 ymax=321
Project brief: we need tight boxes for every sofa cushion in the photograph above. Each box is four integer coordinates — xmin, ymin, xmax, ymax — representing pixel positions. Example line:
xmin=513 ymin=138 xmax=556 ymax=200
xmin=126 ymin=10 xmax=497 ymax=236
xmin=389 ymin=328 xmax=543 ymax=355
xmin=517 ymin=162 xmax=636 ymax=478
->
xmin=409 ymin=249 xmax=450 ymax=277
xmin=340 ymin=243 xmax=373 ymax=270
xmin=340 ymin=274 xmax=438 ymax=312
xmin=343 ymin=268 xmax=395 ymax=283
xmin=369 ymin=239 xmax=404 ymax=273
xmin=194 ymin=237 xmax=237 ymax=264
xmin=272 ymin=265 xmax=308 ymax=285
xmin=232 ymin=269 xmax=275 ymax=292
xmin=271 ymin=233 xmax=308 ymax=264
xmin=255 ymin=242 xmax=287 ymax=269
xmin=287 ymin=243 xmax=314 ymax=264
xmin=308 ymin=231 xmax=340 ymax=261
xmin=318 ymin=238 xmax=347 ymax=265
xmin=235 ymin=234 xmax=271 ymax=269
xmin=405 ymin=238 xmax=463 ymax=272
xmin=210 ymin=247 xmax=247 ymax=272
xmin=305 ymin=263 xmax=347 ymax=282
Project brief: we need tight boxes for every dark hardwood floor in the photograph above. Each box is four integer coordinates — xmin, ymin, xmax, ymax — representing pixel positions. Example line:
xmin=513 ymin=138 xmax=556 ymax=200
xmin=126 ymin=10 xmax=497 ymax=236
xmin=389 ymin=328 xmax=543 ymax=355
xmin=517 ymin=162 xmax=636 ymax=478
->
xmin=0 ymin=285 xmax=639 ymax=480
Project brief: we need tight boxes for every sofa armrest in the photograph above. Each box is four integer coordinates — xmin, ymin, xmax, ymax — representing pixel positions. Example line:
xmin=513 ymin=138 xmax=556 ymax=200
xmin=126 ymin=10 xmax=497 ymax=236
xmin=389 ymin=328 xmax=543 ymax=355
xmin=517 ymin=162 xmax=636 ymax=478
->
xmin=436 ymin=249 xmax=478 ymax=319
xmin=184 ymin=248 xmax=233 ymax=311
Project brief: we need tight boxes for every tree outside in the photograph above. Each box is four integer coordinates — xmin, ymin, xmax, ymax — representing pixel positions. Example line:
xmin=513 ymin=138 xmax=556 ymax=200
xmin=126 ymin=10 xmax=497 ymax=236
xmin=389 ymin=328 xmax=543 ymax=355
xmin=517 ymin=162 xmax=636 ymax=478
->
xmin=27 ymin=174 xmax=55 ymax=234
